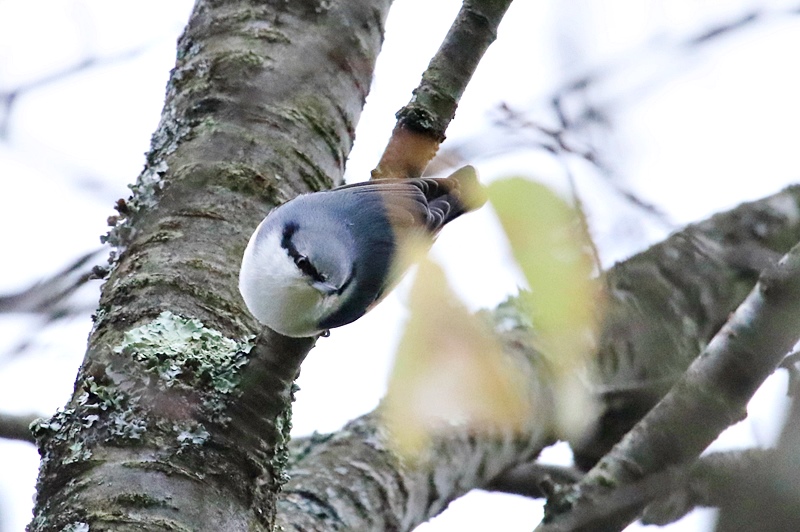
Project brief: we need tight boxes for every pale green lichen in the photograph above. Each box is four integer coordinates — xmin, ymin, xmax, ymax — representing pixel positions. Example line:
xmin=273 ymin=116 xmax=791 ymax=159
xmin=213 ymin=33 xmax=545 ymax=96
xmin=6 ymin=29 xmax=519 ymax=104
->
xmin=113 ymin=311 xmax=255 ymax=431
xmin=114 ymin=311 xmax=253 ymax=395
xmin=76 ymin=377 xmax=146 ymax=441
xmin=61 ymin=522 xmax=90 ymax=532
xmin=31 ymin=408 xmax=95 ymax=465
xmin=175 ymin=423 xmax=210 ymax=448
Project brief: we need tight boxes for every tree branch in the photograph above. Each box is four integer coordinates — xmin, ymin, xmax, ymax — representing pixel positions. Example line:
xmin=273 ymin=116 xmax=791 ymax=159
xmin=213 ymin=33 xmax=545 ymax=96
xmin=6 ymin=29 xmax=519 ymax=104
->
xmin=540 ymin=235 xmax=800 ymax=530
xmin=0 ymin=412 xmax=39 ymax=444
xmin=484 ymin=462 xmax=583 ymax=499
xmin=276 ymin=186 xmax=800 ymax=529
xmin=372 ymin=0 xmax=515 ymax=178
xmin=573 ymin=186 xmax=800 ymax=469
xmin=0 ymin=249 xmax=101 ymax=320
xmin=642 ymin=449 xmax=777 ymax=526
xmin=29 ymin=1 xmax=392 ymax=530
xmin=713 ymin=361 xmax=800 ymax=532
xmin=1 ymin=46 xmax=152 ymax=140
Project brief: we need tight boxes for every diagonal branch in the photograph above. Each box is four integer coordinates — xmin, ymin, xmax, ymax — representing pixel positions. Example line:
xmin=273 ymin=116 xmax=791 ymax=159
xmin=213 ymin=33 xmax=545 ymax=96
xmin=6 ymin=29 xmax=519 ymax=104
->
xmin=372 ymin=0 xmax=515 ymax=179
xmin=274 ymin=186 xmax=800 ymax=529
xmin=713 ymin=358 xmax=800 ymax=531
xmin=0 ymin=249 xmax=102 ymax=318
xmin=539 ymin=238 xmax=800 ymax=531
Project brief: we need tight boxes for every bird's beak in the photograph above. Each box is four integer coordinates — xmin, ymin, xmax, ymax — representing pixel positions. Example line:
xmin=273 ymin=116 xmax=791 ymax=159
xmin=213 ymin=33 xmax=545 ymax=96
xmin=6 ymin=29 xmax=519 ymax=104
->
xmin=312 ymin=281 xmax=340 ymax=295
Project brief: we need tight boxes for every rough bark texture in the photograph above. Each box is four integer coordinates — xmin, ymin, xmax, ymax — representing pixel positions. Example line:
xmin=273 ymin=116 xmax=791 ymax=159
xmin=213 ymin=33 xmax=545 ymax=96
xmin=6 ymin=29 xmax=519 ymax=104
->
xmin=29 ymin=0 xmax=391 ymax=530
xmin=539 ymin=193 xmax=800 ymax=531
xmin=276 ymin=324 xmax=552 ymax=531
xmin=573 ymin=188 xmax=800 ymax=469
xmin=278 ymin=187 xmax=800 ymax=530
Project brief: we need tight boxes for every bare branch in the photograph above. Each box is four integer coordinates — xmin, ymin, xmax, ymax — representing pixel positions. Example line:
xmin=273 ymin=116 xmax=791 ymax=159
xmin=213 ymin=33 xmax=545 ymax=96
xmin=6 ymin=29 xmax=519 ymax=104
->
xmin=0 ymin=249 xmax=102 ymax=317
xmin=483 ymin=448 xmax=783 ymax=526
xmin=540 ymin=238 xmax=800 ymax=531
xmin=643 ymin=449 xmax=776 ymax=526
xmin=484 ymin=462 xmax=583 ymax=499
xmin=373 ymin=0 xmax=514 ymax=179
xmin=0 ymin=46 xmax=151 ymax=140
xmin=428 ymin=6 xmax=800 ymax=223
xmin=713 ymin=360 xmax=800 ymax=532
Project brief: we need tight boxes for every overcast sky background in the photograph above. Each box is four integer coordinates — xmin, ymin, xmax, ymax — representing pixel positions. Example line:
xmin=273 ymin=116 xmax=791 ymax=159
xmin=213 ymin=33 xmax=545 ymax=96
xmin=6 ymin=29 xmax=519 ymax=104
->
xmin=1 ymin=0 xmax=799 ymax=530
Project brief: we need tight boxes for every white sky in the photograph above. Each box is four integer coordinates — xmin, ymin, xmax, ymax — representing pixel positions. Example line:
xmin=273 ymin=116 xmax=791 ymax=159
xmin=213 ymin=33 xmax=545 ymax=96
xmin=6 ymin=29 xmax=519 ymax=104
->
xmin=1 ymin=0 xmax=799 ymax=530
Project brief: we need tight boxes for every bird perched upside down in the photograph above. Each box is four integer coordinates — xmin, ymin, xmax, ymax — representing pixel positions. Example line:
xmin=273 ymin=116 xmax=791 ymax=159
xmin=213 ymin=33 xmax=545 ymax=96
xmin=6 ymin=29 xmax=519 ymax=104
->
xmin=238 ymin=166 xmax=486 ymax=337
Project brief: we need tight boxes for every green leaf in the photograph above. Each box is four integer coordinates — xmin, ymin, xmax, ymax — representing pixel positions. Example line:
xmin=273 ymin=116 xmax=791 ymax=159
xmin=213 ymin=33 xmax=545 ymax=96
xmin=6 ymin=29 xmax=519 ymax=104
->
xmin=384 ymin=258 xmax=530 ymax=457
xmin=489 ymin=177 xmax=601 ymax=438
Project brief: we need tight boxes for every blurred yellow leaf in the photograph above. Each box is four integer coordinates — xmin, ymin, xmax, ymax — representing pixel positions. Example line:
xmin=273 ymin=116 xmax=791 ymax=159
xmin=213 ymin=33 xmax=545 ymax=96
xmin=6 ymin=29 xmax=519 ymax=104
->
xmin=488 ymin=177 xmax=601 ymax=439
xmin=383 ymin=257 xmax=530 ymax=458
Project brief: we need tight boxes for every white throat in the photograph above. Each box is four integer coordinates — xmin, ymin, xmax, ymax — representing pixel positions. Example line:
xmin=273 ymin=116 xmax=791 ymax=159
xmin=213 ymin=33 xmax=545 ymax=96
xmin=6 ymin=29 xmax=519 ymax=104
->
xmin=239 ymin=225 xmax=336 ymax=337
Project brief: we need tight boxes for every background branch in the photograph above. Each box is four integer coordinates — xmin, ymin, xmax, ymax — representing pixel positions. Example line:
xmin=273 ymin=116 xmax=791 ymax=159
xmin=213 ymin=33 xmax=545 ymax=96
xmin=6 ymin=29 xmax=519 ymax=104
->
xmin=275 ymin=186 xmax=800 ymax=528
xmin=541 ymin=235 xmax=800 ymax=531
xmin=0 ymin=249 xmax=101 ymax=317
xmin=0 ymin=412 xmax=38 ymax=444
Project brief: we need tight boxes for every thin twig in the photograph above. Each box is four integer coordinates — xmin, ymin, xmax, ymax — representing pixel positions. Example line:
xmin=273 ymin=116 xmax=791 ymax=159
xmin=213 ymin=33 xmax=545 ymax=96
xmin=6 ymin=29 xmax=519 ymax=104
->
xmin=372 ymin=0 xmax=515 ymax=179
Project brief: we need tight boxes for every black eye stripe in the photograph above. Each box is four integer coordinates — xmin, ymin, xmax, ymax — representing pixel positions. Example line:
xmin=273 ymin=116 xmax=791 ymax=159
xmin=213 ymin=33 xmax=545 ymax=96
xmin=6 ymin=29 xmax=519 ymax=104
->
xmin=281 ymin=223 xmax=326 ymax=283
xmin=294 ymin=254 xmax=326 ymax=282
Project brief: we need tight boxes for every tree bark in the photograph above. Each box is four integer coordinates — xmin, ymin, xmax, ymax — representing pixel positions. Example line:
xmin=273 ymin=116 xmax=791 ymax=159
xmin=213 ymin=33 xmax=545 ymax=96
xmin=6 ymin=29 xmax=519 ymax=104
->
xmin=29 ymin=1 xmax=391 ymax=530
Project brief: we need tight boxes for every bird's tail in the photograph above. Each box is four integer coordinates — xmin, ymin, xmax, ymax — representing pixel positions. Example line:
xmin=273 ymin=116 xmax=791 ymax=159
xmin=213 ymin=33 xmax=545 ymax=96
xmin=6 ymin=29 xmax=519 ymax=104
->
xmin=429 ymin=165 xmax=487 ymax=227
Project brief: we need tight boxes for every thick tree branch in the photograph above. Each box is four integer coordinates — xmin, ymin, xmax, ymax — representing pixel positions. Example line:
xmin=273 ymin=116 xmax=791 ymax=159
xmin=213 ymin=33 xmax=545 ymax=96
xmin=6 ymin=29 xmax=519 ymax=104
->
xmin=540 ymin=235 xmax=800 ymax=531
xmin=277 ymin=326 xmax=553 ymax=531
xmin=573 ymin=186 xmax=800 ymax=469
xmin=275 ymin=187 xmax=800 ymax=529
xmin=373 ymin=0 xmax=514 ymax=178
xmin=29 ymin=1 xmax=391 ymax=530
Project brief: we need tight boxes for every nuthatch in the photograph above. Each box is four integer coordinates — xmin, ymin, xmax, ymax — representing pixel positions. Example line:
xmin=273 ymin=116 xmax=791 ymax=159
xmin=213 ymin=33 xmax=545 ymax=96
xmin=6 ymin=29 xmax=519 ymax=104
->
xmin=239 ymin=166 xmax=485 ymax=337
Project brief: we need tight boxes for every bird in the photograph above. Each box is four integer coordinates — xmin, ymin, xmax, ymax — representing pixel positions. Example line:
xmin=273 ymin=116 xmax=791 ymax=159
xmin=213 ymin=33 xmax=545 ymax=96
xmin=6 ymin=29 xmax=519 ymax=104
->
xmin=238 ymin=165 xmax=486 ymax=337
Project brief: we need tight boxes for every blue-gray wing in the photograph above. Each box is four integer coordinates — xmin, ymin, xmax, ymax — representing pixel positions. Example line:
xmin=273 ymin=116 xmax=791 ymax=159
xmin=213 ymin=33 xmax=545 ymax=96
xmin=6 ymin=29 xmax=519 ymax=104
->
xmin=309 ymin=167 xmax=484 ymax=330
xmin=334 ymin=166 xmax=485 ymax=236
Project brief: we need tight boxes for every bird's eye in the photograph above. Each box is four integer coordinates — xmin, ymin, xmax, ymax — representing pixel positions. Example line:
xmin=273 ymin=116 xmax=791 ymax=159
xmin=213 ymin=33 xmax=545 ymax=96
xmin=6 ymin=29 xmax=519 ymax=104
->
xmin=293 ymin=254 xmax=326 ymax=282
